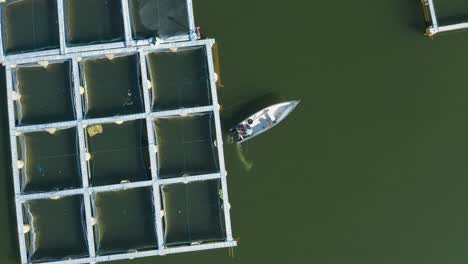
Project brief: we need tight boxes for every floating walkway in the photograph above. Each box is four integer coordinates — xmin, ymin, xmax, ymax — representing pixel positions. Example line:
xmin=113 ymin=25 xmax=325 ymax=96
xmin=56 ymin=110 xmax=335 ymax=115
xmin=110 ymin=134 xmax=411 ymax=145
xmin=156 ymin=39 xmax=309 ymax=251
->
xmin=1 ymin=1 xmax=236 ymax=263
xmin=421 ymin=0 xmax=468 ymax=36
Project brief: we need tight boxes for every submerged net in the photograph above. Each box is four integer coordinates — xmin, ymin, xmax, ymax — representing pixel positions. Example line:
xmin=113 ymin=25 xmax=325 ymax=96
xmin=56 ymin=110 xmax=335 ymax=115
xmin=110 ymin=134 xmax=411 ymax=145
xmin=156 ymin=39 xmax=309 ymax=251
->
xmin=80 ymin=54 xmax=144 ymax=118
xmin=17 ymin=128 xmax=82 ymax=193
xmin=433 ymin=0 xmax=468 ymax=25
xmin=13 ymin=62 xmax=76 ymax=126
xmin=161 ymin=179 xmax=226 ymax=246
xmin=85 ymin=119 xmax=151 ymax=186
xmin=64 ymin=0 xmax=124 ymax=46
xmin=2 ymin=0 xmax=60 ymax=54
xmin=129 ymin=0 xmax=190 ymax=40
xmin=91 ymin=187 xmax=158 ymax=255
xmin=23 ymin=195 xmax=89 ymax=262
xmin=147 ymin=46 xmax=212 ymax=111
xmin=155 ymin=112 xmax=219 ymax=179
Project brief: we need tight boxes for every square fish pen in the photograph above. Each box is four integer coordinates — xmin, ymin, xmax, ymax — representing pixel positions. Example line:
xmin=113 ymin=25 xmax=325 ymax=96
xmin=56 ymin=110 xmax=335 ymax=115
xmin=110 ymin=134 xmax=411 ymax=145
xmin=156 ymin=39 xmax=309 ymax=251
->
xmin=422 ymin=0 xmax=468 ymax=36
xmin=4 ymin=38 xmax=236 ymax=264
xmin=0 ymin=0 xmax=197 ymax=63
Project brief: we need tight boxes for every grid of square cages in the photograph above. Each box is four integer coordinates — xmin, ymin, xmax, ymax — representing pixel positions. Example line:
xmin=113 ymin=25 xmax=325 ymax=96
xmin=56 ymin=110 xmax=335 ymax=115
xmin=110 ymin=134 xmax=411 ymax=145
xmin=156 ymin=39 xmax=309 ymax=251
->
xmin=0 ymin=0 xmax=197 ymax=60
xmin=6 ymin=40 xmax=235 ymax=264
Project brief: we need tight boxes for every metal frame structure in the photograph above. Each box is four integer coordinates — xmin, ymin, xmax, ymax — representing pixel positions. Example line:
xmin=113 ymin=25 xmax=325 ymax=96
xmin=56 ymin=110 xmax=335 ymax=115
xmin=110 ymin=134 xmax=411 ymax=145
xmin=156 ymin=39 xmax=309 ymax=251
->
xmin=1 ymin=1 xmax=237 ymax=262
xmin=0 ymin=0 xmax=198 ymax=63
xmin=422 ymin=0 xmax=468 ymax=36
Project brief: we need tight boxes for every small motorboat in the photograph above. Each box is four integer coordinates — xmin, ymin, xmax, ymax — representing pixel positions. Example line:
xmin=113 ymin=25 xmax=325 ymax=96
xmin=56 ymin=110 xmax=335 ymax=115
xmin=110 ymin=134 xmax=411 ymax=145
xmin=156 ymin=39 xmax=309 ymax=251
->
xmin=229 ymin=100 xmax=300 ymax=143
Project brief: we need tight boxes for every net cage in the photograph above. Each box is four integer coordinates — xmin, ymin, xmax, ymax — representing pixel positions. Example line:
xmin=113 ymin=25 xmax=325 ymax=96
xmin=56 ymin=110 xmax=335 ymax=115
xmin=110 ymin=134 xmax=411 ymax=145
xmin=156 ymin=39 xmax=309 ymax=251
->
xmin=129 ymin=0 xmax=190 ymax=40
xmin=0 ymin=0 xmax=195 ymax=57
xmin=12 ymin=61 xmax=76 ymax=125
xmin=79 ymin=53 xmax=145 ymax=118
xmin=6 ymin=39 xmax=235 ymax=264
xmin=432 ymin=0 xmax=468 ymax=26
xmin=1 ymin=0 xmax=60 ymax=54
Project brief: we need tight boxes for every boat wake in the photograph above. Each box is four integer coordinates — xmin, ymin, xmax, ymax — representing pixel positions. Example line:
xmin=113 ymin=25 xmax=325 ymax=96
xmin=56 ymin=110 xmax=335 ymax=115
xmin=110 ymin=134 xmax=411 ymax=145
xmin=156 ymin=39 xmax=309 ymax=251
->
xmin=235 ymin=143 xmax=253 ymax=171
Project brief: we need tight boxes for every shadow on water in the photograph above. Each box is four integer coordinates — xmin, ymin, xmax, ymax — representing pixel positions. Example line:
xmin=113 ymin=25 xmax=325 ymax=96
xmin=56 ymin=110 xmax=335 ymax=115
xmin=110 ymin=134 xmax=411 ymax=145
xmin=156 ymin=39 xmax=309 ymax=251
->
xmin=393 ymin=0 xmax=426 ymax=33
xmin=0 ymin=67 xmax=20 ymax=263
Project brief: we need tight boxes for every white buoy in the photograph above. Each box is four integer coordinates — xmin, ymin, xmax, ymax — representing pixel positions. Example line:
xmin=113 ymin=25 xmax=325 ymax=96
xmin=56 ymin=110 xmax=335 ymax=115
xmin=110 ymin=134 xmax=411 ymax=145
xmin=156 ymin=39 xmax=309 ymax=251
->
xmin=10 ymin=64 xmax=17 ymax=69
xmin=76 ymin=57 xmax=82 ymax=62
xmin=46 ymin=128 xmax=57 ymax=134
xmin=169 ymin=47 xmax=178 ymax=52
xmin=214 ymin=72 xmax=219 ymax=82
xmin=106 ymin=54 xmax=115 ymax=60
xmin=17 ymin=160 xmax=24 ymax=169
xmin=50 ymin=195 xmax=61 ymax=200
xmin=91 ymin=217 xmax=97 ymax=226
xmin=79 ymin=86 xmax=85 ymax=95
xmin=214 ymin=140 xmax=217 ymax=147
xmin=85 ymin=153 xmax=91 ymax=161
xmin=12 ymin=91 xmax=21 ymax=101
xmin=226 ymin=202 xmax=231 ymax=210
xmin=120 ymin=179 xmax=130 ymax=184
xmin=38 ymin=61 xmax=49 ymax=68
xmin=23 ymin=224 xmax=30 ymax=234
xmin=180 ymin=112 xmax=188 ymax=117
xmin=15 ymin=131 xmax=22 ymax=136
xmin=147 ymin=80 xmax=152 ymax=89
xmin=160 ymin=210 xmax=165 ymax=217
xmin=155 ymin=37 xmax=162 ymax=45
xmin=114 ymin=120 xmax=124 ymax=125
xmin=216 ymin=104 xmax=221 ymax=110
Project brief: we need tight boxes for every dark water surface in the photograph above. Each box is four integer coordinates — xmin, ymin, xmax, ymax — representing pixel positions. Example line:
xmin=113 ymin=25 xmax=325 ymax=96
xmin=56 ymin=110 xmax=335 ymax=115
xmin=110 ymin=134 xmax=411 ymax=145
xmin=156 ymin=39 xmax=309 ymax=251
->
xmin=2 ymin=0 xmax=59 ymax=54
xmin=3 ymin=0 xmax=468 ymax=263
xmin=65 ymin=0 xmax=124 ymax=45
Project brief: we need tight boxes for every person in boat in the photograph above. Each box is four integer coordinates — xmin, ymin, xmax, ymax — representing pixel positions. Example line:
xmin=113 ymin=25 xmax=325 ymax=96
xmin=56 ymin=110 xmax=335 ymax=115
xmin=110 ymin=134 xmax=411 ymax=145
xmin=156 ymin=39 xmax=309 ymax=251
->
xmin=245 ymin=119 xmax=254 ymax=135
xmin=237 ymin=119 xmax=254 ymax=138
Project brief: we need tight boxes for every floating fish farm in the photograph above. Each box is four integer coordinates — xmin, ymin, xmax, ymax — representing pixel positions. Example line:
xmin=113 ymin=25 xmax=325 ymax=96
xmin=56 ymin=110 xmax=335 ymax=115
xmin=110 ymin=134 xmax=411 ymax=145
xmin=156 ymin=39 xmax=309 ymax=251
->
xmin=0 ymin=0 xmax=236 ymax=263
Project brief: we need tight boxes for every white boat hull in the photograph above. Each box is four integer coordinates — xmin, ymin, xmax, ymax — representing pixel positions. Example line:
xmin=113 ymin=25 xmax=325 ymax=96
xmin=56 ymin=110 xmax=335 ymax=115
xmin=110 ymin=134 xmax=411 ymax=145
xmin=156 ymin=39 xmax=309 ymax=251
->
xmin=230 ymin=100 xmax=299 ymax=143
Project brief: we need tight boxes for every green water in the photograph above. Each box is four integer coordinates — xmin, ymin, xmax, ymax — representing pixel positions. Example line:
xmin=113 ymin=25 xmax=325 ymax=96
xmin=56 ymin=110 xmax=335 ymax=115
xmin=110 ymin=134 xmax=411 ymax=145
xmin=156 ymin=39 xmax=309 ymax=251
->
xmin=161 ymin=180 xmax=225 ymax=246
xmin=129 ymin=0 xmax=189 ymax=39
xmin=81 ymin=54 xmax=144 ymax=118
xmin=86 ymin=120 xmax=151 ymax=186
xmin=2 ymin=0 xmax=59 ymax=54
xmin=147 ymin=47 xmax=212 ymax=111
xmin=92 ymin=188 xmax=157 ymax=255
xmin=156 ymin=113 xmax=219 ymax=179
xmin=65 ymin=0 xmax=124 ymax=45
xmin=3 ymin=0 xmax=468 ymax=263
xmin=15 ymin=61 xmax=75 ymax=125
xmin=19 ymin=128 xmax=81 ymax=193
xmin=23 ymin=196 xmax=88 ymax=262
xmin=435 ymin=0 xmax=468 ymax=25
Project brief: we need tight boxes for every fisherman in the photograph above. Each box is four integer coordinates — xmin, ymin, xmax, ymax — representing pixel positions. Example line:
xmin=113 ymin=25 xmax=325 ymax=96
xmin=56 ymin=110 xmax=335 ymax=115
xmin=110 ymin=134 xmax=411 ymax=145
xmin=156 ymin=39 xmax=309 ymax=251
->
xmin=244 ymin=119 xmax=254 ymax=136
xmin=237 ymin=120 xmax=253 ymax=136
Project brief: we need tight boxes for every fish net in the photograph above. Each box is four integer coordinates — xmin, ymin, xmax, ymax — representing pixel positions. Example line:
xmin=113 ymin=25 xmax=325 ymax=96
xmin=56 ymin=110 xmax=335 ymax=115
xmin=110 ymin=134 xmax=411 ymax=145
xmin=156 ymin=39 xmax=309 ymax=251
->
xmin=161 ymin=179 xmax=226 ymax=246
xmin=129 ymin=0 xmax=190 ymax=40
